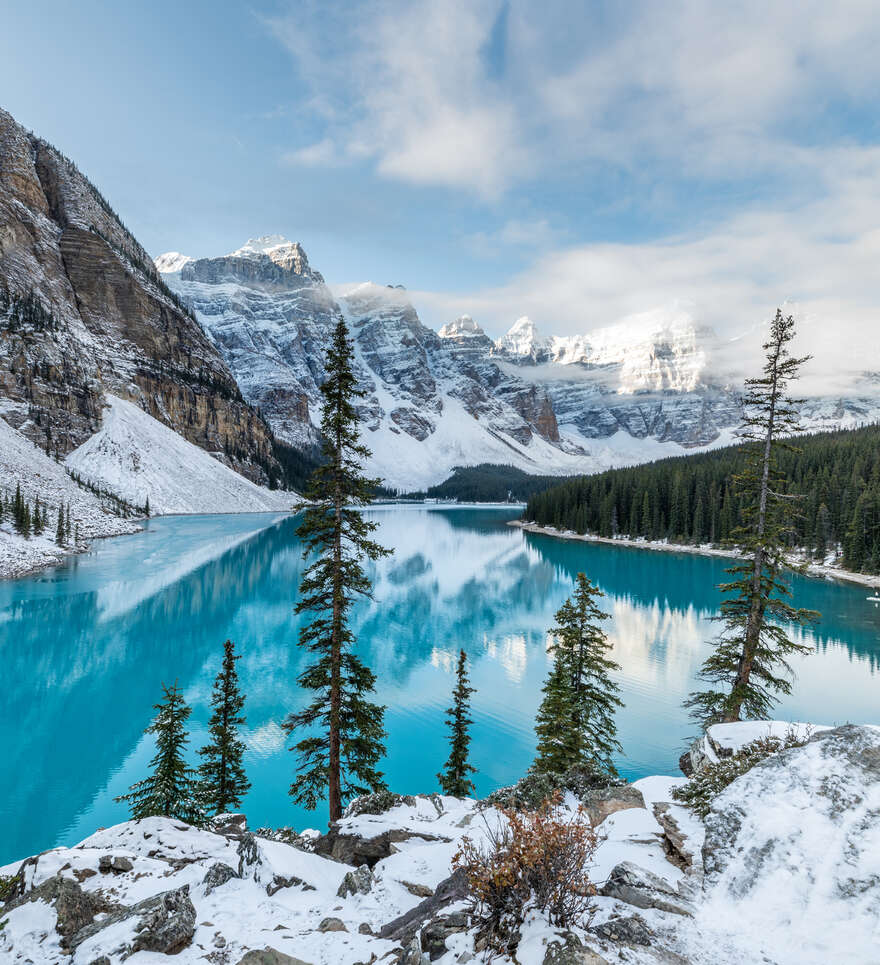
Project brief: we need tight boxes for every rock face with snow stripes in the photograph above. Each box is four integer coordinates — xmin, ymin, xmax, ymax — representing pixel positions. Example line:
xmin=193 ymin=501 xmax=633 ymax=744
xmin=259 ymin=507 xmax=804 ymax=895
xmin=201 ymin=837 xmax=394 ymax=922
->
xmin=161 ymin=248 xmax=574 ymax=488
xmin=0 ymin=107 xmax=277 ymax=483
xmin=158 ymin=236 xmax=880 ymax=490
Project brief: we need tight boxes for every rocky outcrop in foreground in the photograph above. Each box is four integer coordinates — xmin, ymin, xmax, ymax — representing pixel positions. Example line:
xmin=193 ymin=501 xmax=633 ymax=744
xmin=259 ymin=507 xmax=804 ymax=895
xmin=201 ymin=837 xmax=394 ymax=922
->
xmin=1 ymin=723 xmax=876 ymax=964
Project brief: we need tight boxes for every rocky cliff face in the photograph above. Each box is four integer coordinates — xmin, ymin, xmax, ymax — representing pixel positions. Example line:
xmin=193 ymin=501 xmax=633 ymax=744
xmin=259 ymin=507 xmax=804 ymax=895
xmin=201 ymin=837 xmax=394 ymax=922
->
xmin=0 ymin=108 xmax=277 ymax=483
xmin=161 ymin=250 xmax=569 ymax=488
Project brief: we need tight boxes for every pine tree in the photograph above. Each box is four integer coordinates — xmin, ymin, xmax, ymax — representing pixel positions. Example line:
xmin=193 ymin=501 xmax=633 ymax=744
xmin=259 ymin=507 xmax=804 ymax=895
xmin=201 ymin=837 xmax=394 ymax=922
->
xmin=65 ymin=502 xmax=72 ymax=541
xmin=197 ymin=640 xmax=251 ymax=815
xmin=283 ymin=316 xmax=391 ymax=821
xmin=533 ymin=573 xmax=623 ymax=779
xmin=144 ymin=495 xmax=151 ymax=517
xmin=55 ymin=505 xmax=65 ymax=546
xmin=533 ymin=656 xmax=578 ymax=774
xmin=116 ymin=682 xmax=201 ymax=822
xmin=437 ymin=649 xmax=477 ymax=797
xmin=686 ymin=310 xmax=818 ymax=726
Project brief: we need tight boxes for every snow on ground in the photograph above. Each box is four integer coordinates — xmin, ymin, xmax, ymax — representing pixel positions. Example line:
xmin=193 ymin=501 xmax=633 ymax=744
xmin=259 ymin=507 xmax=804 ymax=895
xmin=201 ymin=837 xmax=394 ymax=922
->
xmin=2 ymin=723 xmax=877 ymax=963
xmin=66 ymin=395 xmax=295 ymax=516
xmin=0 ymin=410 xmax=139 ymax=579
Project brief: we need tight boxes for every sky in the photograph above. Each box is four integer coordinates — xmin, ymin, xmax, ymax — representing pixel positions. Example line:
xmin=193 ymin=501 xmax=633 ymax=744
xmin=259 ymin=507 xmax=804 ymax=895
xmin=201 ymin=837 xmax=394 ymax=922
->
xmin=4 ymin=0 xmax=880 ymax=379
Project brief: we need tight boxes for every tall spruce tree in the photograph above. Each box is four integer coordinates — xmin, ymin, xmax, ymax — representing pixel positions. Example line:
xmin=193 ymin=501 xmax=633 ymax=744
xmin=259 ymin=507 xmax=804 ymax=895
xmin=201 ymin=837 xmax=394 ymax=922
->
xmin=197 ymin=640 xmax=251 ymax=815
xmin=686 ymin=310 xmax=817 ymax=726
xmin=533 ymin=573 xmax=623 ymax=778
xmin=283 ymin=316 xmax=391 ymax=822
xmin=116 ymin=682 xmax=201 ymax=823
xmin=437 ymin=649 xmax=477 ymax=797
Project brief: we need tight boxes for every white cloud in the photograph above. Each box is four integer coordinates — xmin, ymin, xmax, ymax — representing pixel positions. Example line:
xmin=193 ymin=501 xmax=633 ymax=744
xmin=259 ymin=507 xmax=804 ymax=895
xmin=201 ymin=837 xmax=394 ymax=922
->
xmin=262 ymin=0 xmax=880 ymax=386
xmin=264 ymin=0 xmax=880 ymax=195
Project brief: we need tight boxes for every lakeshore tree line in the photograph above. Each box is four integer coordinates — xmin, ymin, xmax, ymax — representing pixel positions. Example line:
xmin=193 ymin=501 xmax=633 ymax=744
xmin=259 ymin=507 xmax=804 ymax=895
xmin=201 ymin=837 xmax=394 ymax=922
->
xmin=116 ymin=310 xmax=821 ymax=834
xmin=526 ymin=419 xmax=880 ymax=576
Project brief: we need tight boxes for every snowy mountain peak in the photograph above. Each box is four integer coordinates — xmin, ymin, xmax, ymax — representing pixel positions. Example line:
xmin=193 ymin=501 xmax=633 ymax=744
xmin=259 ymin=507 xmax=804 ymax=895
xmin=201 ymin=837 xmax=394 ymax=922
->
xmin=153 ymin=251 xmax=194 ymax=274
xmin=438 ymin=315 xmax=486 ymax=339
xmin=496 ymin=316 xmax=551 ymax=358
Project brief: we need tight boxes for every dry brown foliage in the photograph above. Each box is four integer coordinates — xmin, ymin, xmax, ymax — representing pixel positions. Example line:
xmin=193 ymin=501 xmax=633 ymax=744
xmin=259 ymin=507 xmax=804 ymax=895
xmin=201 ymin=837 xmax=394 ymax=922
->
xmin=453 ymin=791 xmax=597 ymax=955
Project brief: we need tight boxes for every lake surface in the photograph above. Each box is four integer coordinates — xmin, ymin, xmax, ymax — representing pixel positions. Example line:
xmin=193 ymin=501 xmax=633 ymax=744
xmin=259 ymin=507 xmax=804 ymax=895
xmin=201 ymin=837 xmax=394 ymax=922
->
xmin=2 ymin=505 xmax=879 ymax=864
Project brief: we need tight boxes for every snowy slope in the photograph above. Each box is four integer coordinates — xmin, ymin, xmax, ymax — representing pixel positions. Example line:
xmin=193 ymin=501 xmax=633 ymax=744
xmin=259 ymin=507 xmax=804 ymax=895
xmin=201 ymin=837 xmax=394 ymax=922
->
xmin=66 ymin=396 xmax=295 ymax=516
xmin=0 ymin=407 xmax=140 ymax=578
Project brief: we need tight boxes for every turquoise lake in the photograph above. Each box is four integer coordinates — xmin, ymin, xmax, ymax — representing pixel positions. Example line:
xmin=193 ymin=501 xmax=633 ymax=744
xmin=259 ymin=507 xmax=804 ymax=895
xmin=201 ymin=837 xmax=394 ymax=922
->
xmin=2 ymin=505 xmax=879 ymax=864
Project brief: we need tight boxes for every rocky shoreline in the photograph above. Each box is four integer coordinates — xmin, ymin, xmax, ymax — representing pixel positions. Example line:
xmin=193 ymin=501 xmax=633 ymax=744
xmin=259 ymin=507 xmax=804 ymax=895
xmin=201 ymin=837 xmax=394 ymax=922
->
xmin=510 ymin=520 xmax=880 ymax=591
xmin=2 ymin=723 xmax=877 ymax=964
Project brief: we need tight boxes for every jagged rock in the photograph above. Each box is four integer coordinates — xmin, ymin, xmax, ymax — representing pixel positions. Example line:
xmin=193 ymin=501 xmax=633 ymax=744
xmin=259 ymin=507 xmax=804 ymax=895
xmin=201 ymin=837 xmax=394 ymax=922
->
xmin=70 ymin=884 xmax=196 ymax=956
xmin=419 ymin=911 xmax=469 ymax=960
xmin=237 ymin=831 xmax=262 ymax=878
xmin=598 ymin=862 xmax=691 ymax=916
xmin=379 ymin=868 xmax=468 ymax=944
xmin=1 ymin=875 xmax=115 ymax=947
xmin=401 ymin=936 xmax=428 ymax=965
xmin=652 ymin=803 xmax=692 ymax=869
xmin=202 ymin=861 xmax=239 ymax=895
xmin=359 ymin=922 xmax=375 ymax=935
xmin=401 ymin=880 xmax=434 ymax=898
xmin=318 ymin=917 xmax=348 ymax=932
xmin=236 ymin=949 xmax=314 ymax=965
xmin=111 ymin=855 xmax=133 ymax=873
xmin=579 ymin=785 xmax=646 ymax=826
xmin=235 ymin=949 xmax=314 ymax=965
xmin=543 ymin=932 xmax=610 ymax=964
xmin=267 ymin=873 xmax=317 ymax=896
xmin=211 ymin=812 xmax=249 ymax=839
xmin=337 ymin=864 xmax=376 ymax=897
xmin=593 ymin=913 xmax=653 ymax=945
xmin=315 ymin=827 xmax=451 ymax=868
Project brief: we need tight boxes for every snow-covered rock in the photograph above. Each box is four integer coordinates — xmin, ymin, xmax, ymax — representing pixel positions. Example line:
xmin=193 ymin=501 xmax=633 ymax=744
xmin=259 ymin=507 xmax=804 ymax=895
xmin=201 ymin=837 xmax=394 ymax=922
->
xmin=66 ymin=396 xmax=294 ymax=516
xmin=3 ymin=724 xmax=875 ymax=963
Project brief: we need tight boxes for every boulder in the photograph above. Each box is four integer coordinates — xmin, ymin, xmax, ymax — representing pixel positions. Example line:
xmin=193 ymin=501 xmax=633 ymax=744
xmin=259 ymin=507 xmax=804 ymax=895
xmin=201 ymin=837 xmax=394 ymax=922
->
xmin=337 ymin=864 xmax=376 ymax=898
xmin=111 ymin=856 xmax=133 ymax=873
xmin=236 ymin=950 xmax=313 ymax=965
xmin=379 ymin=868 xmax=468 ymax=944
xmin=70 ymin=884 xmax=196 ymax=956
xmin=202 ymin=861 xmax=239 ymax=895
xmin=211 ymin=812 xmax=249 ymax=839
xmin=579 ymin=785 xmax=645 ymax=826
xmin=401 ymin=880 xmax=434 ymax=898
xmin=419 ymin=911 xmax=469 ymax=961
xmin=267 ymin=873 xmax=317 ymax=896
xmin=543 ymin=932 xmax=610 ymax=964
xmin=318 ymin=916 xmax=347 ymax=932
xmin=315 ymin=827 xmax=450 ymax=868
xmin=1 ymin=875 xmax=115 ymax=947
xmin=598 ymin=862 xmax=691 ymax=917
xmin=592 ymin=913 xmax=653 ymax=946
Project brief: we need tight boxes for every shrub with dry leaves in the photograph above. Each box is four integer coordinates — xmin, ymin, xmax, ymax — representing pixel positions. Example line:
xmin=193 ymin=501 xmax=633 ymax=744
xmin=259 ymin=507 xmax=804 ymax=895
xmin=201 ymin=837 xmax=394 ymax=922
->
xmin=453 ymin=791 xmax=597 ymax=956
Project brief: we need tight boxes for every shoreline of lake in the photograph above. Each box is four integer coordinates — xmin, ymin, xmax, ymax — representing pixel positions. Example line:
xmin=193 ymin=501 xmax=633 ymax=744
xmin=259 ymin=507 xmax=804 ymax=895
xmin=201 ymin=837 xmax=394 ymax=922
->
xmin=510 ymin=520 xmax=880 ymax=592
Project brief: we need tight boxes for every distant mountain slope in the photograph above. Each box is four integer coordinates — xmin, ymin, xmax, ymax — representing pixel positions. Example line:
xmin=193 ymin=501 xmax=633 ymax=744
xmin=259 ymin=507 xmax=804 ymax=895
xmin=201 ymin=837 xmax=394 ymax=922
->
xmin=0 ymin=106 xmax=280 ymax=487
xmin=66 ymin=396 xmax=294 ymax=516
xmin=160 ymin=237 xmax=880 ymax=491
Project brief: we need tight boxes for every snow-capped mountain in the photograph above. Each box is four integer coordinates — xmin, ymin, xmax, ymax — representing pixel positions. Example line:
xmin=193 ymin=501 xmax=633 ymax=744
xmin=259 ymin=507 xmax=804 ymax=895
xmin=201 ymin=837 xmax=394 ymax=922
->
xmin=158 ymin=236 xmax=880 ymax=490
